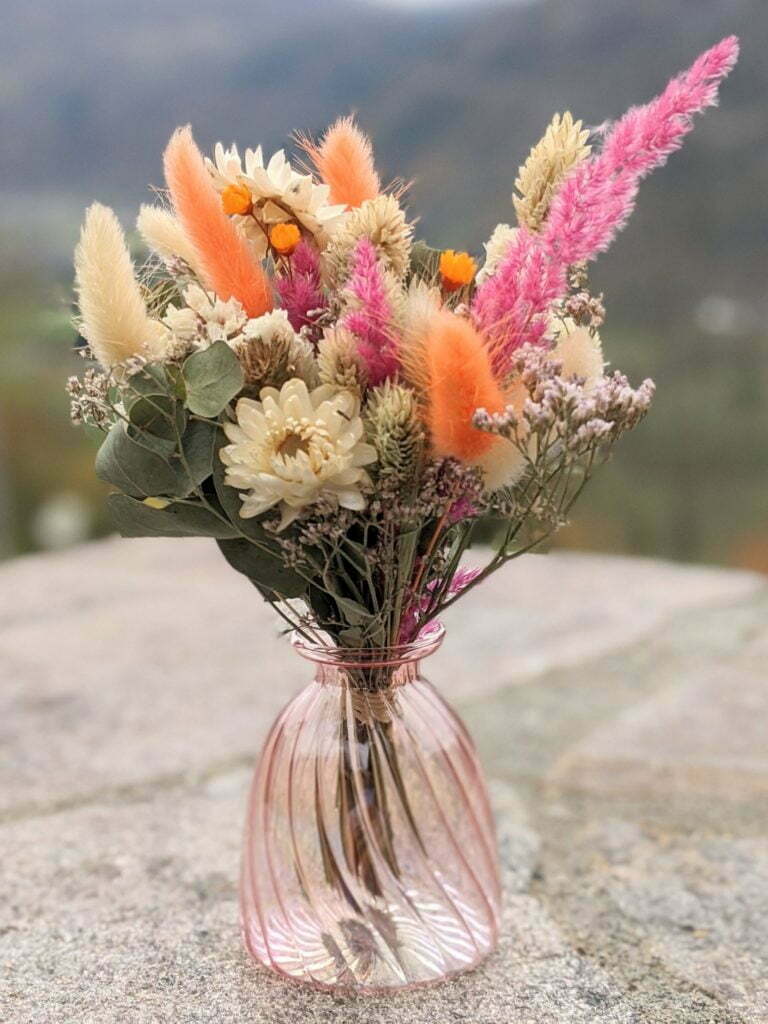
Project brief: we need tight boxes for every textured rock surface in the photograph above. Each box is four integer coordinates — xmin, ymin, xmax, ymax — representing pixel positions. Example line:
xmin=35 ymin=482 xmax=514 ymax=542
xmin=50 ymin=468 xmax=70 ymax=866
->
xmin=1 ymin=537 xmax=767 ymax=1022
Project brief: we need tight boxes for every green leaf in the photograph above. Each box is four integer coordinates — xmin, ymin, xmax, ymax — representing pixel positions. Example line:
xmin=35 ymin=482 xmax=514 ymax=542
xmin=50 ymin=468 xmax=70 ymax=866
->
xmin=339 ymin=627 xmax=364 ymax=646
xmin=335 ymin=596 xmax=373 ymax=627
xmin=122 ymin=363 xmax=168 ymax=396
xmin=107 ymin=494 xmax=239 ymax=538
xmin=182 ymin=341 xmax=244 ymax=417
xmin=408 ymin=240 xmax=442 ymax=283
xmin=179 ymin=419 xmax=217 ymax=489
xmin=216 ymin=537 xmax=307 ymax=600
xmin=95 ymin=422 xmax=186 ymax=498
xmin=127 ymin=394 xmax=185 ymax=441
xmin=126 ymin=424 xmax=177 ymax=458
xmin=96 ymin=416 xmax=218 ymax=500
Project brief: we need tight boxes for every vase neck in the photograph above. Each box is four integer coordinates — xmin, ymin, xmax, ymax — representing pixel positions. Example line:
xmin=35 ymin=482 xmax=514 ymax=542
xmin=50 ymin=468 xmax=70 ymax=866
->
xmin=314 ymin=659 xmax=422 ymax=692
xmin=291 ymin=621 xmax=444 ymax=692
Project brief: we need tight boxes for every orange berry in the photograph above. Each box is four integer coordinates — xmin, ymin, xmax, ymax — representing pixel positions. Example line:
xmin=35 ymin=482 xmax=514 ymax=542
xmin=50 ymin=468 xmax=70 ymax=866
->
xmin=221 ymin=183 xmax=252 ymax=216
xmin=269 ymin=222 xmax=302 ymax=256
xmin=439 ymin=250 xmax=477 ymax=292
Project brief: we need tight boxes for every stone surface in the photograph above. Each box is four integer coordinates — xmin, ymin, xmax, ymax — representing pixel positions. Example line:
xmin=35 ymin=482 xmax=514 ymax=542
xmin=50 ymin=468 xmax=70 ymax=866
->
xmin=1 ymin=538 xmax=760 ymax=816
xmin=2 ymin=537 xmax=768 ymax=1022
xmin=551 ymin=664 xmax=768 ymax=799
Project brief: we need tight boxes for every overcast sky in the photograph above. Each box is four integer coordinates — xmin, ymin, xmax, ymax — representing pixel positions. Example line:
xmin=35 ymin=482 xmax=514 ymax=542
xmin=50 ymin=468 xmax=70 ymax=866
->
xmin=369 ymin=0 xmax=522 ymax=8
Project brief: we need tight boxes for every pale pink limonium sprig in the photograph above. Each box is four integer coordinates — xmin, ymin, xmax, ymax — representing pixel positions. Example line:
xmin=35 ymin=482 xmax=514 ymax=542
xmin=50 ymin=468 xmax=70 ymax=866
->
xmin=473 ymin=35 xmax=739 ymax=372
xmin=343 ymin=237 xmax=399 ymax=385
xmin=399 ymin=567 xmax=482 ymax=642
xmin=274 ymin=240 xmax=326 ymax=337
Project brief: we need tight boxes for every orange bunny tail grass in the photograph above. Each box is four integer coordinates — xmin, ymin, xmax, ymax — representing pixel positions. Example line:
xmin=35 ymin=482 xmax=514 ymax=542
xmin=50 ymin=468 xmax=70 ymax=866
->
xmin=300 ymin=116 xmax=381 ymax=208
xmin=424 ymin=311 xmax=507 ymax=464
xmin=163 ymin=126 xmax=272 ymax=317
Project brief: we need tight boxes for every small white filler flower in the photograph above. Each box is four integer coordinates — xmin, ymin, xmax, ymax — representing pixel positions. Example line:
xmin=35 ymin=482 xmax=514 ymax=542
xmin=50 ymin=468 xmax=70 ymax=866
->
xmin=220 ymin=379 xmax=377 ymax=529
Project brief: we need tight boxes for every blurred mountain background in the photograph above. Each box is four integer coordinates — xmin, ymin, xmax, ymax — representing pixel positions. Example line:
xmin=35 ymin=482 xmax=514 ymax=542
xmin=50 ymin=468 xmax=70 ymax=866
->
xmin=1 ymin=0 xmax=765 ymax=567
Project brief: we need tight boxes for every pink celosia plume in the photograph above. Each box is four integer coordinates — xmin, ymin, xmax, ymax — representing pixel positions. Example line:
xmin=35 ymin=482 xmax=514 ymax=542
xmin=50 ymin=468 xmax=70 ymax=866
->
xmin=343 ymin=238 xmax=399 ymax=384
xmin=473 ymin=35 xmax=739 ymax=372
xmin=275 ymin=241 xmax=326 ymax=338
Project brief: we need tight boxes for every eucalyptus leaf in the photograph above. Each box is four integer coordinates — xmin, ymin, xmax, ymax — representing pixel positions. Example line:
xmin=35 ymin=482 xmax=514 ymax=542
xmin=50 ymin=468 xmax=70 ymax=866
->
xmin=127 ymin=394 xmax=185 ymax=440
xmin=179 ymin=419 xmax=218 ymax=489
xmin=126 ymin=425 xmax=176 ymax=458
xmin=107 ymin=494 xmax=238 ymax=539
xmin=122 ymin=364 xmax=168 ymax=397
xmin=216 ymin=537 xmax=308 ymax=600
xmin=182 ymin=341 xmax=244 ymax=417
xmin=95 ymin=422 xmax=186 ymax=498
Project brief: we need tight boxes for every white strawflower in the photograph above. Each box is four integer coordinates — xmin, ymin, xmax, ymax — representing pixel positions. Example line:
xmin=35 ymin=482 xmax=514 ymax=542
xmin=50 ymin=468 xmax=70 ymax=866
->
xmin=241 ymin=309 xmax=295 ymax=345
xmin=205 ymin=143 xmax=347 ymax=258
xmin=476 ymin=223 xmax=517 ymax=284
xmin=220 ymin=379 xmax=377 ymax=529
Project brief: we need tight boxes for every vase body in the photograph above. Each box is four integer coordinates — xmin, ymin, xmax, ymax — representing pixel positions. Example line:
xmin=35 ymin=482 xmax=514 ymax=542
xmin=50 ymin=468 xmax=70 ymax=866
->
xmin=239 ymin=626 xmax=501 ymax=993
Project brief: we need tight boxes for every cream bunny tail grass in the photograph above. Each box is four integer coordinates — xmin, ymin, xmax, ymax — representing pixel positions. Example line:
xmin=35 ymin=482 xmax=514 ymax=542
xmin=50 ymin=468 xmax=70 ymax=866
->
xmin=74 ymin=203 xmax=167 ymax=368
xmin=136 ymin=204 xmax=208 ymax=284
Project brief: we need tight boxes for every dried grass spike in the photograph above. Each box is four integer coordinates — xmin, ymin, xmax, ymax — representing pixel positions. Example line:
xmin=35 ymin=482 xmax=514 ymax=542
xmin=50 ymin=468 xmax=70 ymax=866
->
xmin=74 ymin=203 xmax=168 ymax=368
xmin=163 ymin=126 xmax=273 ymax=317
xmin=301 ymin=116 xmax=381 ymax=208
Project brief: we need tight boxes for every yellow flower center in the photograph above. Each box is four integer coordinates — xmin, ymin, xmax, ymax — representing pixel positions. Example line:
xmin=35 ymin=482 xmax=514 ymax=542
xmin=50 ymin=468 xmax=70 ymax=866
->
xmin=439 ymin=250 xmax=477 ymax=292
xmin=269 ymin=222 xmax=302 ymax=256
xmin=277 ymin=431 xmax=311 ymax=460
xmin=271 ymin=418 xmax=334 ymax=474
xmin=221 ymin=183 xmax=253 ymax=216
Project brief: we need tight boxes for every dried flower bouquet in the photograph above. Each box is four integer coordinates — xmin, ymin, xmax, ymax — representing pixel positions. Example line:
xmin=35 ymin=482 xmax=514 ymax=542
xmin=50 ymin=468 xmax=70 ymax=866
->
xmin=68 ymin=38 xmax=737 ymax=654
xmin=66 ymin=38 xmax=739 ymax=992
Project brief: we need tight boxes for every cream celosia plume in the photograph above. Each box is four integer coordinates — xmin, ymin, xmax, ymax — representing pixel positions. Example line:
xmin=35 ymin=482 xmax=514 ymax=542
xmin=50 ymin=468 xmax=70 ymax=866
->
xmin=74 ymin=203 xmax=168 ymax=368
xmin=317 ymin=327 xmax=367 ymax=391
xmin=324 ymin=194 xmax=413 ymax=285
xmin=513 ymin=112 xmax=591 ymax=232
xmin=136 ymin=205 xmax=207 ymax=283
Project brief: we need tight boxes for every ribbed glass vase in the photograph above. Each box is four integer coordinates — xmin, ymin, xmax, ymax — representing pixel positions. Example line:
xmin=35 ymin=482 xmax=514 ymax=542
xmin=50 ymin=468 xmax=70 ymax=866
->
xmin=239 ymin=624 xmax=501 ymax=993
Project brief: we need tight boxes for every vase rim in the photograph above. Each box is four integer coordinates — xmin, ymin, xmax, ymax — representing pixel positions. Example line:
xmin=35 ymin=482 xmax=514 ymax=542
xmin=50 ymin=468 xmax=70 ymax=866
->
xmin=291 ymin=620 xmax=445 ymax=668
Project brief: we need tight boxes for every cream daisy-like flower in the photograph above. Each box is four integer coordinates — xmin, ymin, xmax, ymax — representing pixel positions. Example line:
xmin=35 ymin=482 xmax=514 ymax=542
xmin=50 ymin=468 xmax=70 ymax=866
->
xmin=205 ymin=143 xmax=347 ymax=258
xmin=163 ymin=284 xmax=248 ymax=349
xmin=220 ymin=379 xmax=377 ymax=529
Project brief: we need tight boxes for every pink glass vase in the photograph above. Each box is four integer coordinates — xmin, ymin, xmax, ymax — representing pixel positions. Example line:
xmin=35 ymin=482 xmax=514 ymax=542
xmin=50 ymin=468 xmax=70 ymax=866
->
xmin=239 ymin=624 xmax=501 ymax=993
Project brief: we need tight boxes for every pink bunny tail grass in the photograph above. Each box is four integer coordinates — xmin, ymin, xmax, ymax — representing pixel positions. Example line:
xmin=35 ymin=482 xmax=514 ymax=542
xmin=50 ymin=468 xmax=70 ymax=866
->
xmin=473 ymin=36 xmax=739 ymax=374
xmin=275 ymin=241 xmax=326 ymax=336
xmin=343 ymin=238 xmax=399 ymax=384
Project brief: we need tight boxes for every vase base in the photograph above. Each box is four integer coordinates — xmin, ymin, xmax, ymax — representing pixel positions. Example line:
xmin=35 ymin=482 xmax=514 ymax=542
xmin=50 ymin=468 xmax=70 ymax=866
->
xmin=241 ymin=885 xmax=498 ymax=993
